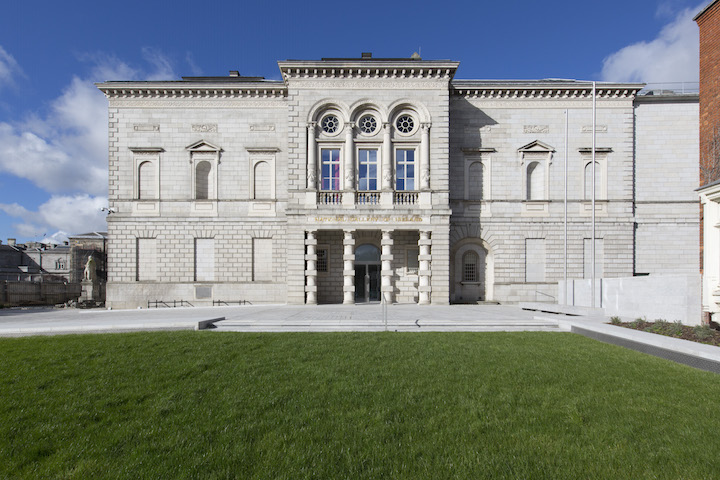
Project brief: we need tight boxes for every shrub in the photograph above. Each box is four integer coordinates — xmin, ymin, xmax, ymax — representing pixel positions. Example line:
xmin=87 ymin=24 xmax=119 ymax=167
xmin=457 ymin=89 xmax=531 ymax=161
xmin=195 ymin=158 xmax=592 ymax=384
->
xmin=630 ymin=317 xmax=646 ymax=329
xmin=610 ymin=316 xmax=622 ymax=325
xmin=694 ymin=324 xmax=714 ymax=341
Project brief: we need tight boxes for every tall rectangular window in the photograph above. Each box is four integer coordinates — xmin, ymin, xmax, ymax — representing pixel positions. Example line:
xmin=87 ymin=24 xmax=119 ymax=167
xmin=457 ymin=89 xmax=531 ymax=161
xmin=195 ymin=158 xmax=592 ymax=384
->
xmin=320 ymin=148 xmax=341 ymax=190
xmin=136 ymin=238 xmax=157 ymax=281
xmin=406 ymin=248 xmax=419 ymax=273
xmin=317 ymin=248 xmax=328 ymax=273
xmin=253 ymin=238 xmax=272 ymax=281
xmin=358 ymin=149 xmax=378 ymax=191
xmin=396 ymin=149 xmax=415 ymax=191
xmin=525 ymin=238 xmax=546 ymax=282
xmin=194 ymin=238 xmax=215 ymax=281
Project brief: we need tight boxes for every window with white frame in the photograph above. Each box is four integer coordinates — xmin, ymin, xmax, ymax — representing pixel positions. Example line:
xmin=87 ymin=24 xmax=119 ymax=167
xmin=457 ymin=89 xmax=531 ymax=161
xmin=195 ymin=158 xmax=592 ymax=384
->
xmin=195 ymin=161 xmax=212 ymax=199
xmin=526 ymin=161 xmax=544 ymax=200
xmin=130 ymin=148 xmax=163 ymax=200
xmin=581 ymin=152 xmax=608 ymax=200
xmin=320 ymin=148 xmax=341 ymax=191
xmin=358 ymin=149 xmax=379 ymax=191
xmin=396 ymin=149 xmax=416 ymax=191
xmin=518 ymin=141 xmax=554 ymax=202
xmin=186 ymin=140 xmax=221 ymax=201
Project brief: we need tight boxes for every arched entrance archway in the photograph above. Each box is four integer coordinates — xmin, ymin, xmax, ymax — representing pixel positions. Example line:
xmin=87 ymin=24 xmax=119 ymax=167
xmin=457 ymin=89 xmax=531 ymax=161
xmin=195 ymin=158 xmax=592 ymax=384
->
xmin=354 ymin=244 xmax=381 ymax=302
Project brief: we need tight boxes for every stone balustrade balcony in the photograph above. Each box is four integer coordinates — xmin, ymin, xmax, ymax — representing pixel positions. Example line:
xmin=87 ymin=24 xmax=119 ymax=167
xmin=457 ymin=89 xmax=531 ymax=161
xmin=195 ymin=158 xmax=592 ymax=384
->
xmin=316 ymin=190 xmax=424 ymax=208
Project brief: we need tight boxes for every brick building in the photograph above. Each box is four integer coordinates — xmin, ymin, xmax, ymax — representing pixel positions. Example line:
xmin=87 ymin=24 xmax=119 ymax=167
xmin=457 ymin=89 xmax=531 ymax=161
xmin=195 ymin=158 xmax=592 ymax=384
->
xmin=696 ymin=1 xmax=720 ymax=320
xmin=97 ymin=55 xmax=699 ymax=309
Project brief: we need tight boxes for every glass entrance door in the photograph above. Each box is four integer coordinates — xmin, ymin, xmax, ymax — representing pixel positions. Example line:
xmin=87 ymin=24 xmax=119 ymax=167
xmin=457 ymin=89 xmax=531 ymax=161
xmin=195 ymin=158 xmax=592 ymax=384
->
xmin=354 ymin=264 xmax=381 ymax=302
xmin=354 ymin=244 xmax=382 ymax=302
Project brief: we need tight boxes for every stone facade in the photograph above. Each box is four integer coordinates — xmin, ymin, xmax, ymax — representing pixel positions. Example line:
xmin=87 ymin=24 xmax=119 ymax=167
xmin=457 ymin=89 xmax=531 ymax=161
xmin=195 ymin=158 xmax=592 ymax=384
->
xmin=97 ymin=55 xmax=699 ymax=309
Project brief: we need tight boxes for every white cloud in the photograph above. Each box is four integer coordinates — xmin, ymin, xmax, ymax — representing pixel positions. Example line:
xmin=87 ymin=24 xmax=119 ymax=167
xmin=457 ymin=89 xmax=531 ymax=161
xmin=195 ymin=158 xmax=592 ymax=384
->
xmin=600 ymin=4 xmax=702 ymax=84
xmin=0 ymin=194 xmax=107 ymax=238
xmin=141 ymin=47 xmax=177 ymax=80
xmin=0 ymin=49 xmax=179 ymax=196
xmin=0 ymin=47 xmax=177 ymax=240
xmin=0 ymin=46 xmax=22 ymax=89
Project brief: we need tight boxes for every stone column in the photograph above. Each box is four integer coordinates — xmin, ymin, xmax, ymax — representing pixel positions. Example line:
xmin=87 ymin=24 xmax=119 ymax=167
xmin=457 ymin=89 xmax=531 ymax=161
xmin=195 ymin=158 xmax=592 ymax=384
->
xmin=305 ymin=230 xmax=317 ymax=305
xmin=381 ymin=230 xmax=394 ymax=304
xmin=344 ymin=122 xmax=355 ymax=191
xmin=307 ymin=122 xmax=317 ymax=189
xmin=382 ymin=122 xmax=393 ymax=190
xmin=418 ymin=230 xmax=432 ymax=305
xmin=343 ymin=230 xmax=355 ymax=304
xmin=420 ymin=123 xmax=430 ymax=190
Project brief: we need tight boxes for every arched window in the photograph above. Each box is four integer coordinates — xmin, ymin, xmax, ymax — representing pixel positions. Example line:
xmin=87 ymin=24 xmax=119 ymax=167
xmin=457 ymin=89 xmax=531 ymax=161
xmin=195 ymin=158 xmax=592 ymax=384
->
xmin=355 ymin=244 xmax=381 ymax=262
xmin=462 ymin=251 xmax=479 ymax=282
xmin=138 ymin=161 xmax=156 ymax=200
xmin=584 ymin=161 xmax=601 ymax=200
xmin=195 ymin=161 xmax=211 ymax=200
xmin=526 ymin=161 xmax=543 ymax=200
xmin=468 ymin=162 xmax=483 ymax=201
xmin=254 ymin=161 xmax=271 ymax=199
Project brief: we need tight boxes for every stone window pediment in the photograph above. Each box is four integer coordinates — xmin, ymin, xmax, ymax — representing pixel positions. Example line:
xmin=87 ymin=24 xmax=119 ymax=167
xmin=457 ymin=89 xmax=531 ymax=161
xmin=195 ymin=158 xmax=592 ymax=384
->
xmin=186 ymin=140 xmax=222 ymax=154
xmin=518 ymin=140 xmax=555 ymax=155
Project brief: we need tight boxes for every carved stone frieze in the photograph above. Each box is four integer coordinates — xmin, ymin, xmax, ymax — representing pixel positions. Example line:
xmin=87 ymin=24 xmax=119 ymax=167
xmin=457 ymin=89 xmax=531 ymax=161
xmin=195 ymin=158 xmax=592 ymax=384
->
xmin=250 ymin=124 xmax=276 ymax=132
xmin=192 ymin=124 xmax=218 ymax=133
xmin=108 ymin=99 xmax=287 ymax=108
xmin=523 ymin=125 xmax=549 ymax=134
xmin=582 ymin=125 xmax=609 ymax=133
xmin=133 ymin=123 xmax=159 ymax=132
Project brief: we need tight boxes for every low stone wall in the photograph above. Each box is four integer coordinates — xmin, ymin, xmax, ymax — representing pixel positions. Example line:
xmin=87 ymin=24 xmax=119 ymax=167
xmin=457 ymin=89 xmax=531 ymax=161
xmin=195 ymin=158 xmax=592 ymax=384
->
xmin=558 ymin=274 xmax=701 ymax=325
xmin=0 ymin=281 xmax=82 ymax=306
xmin=106 ymin=282 xmax=287 ymax=309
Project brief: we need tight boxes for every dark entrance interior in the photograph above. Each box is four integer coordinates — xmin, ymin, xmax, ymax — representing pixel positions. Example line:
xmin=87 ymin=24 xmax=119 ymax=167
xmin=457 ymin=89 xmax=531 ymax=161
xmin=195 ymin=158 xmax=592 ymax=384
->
xmin=354 ymin=244 xmax=381 ymax=302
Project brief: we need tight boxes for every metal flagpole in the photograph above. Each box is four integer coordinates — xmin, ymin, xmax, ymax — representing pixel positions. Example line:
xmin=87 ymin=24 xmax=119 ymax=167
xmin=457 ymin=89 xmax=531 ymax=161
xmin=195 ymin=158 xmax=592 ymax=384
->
xmin=591 ymin=81 xmax=597 ymax=308
xmin=564 ymin=109 xmax=568 ymax=303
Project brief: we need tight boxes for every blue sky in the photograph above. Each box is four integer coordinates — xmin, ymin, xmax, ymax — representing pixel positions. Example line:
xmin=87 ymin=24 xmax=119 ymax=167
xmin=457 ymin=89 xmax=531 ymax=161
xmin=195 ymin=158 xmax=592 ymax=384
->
xmin=0 ymin=0 xmax=706 ymax=244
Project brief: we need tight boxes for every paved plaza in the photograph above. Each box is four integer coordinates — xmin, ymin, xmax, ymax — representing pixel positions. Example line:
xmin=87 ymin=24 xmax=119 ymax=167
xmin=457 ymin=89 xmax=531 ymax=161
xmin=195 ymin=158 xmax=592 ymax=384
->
xmin=0 ymin=303 xmax=571 ymax=336
xmin=3 ymin=302 xmax=720 ymax=373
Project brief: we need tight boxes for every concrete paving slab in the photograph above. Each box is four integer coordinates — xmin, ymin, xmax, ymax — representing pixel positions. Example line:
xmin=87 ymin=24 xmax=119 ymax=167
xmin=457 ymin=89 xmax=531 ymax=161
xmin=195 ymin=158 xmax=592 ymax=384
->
xmin=2 ymin=302 xmax=720 ymax=373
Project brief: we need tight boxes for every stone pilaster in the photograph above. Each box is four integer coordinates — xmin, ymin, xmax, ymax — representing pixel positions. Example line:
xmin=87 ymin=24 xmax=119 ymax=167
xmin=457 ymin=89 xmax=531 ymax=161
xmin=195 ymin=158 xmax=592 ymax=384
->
xmin=420 ymin=123 xmax=430 ymax=190
xmin=381 ymin=230 xmax=394 ymax=304
xmin=419 ymin=230 xmax=432 ymax=305
xmin=344 ymin=122 xmax=355 ymax=191
xmin=343 ymin=230 xmax=355 ymax=304
xmin=307 ymin=122 xmax=317 ymax=189
xmin=382 ymin=122 xmax=393 ymax=191
xmin=305 ymin=230 xmax=317 ymax=305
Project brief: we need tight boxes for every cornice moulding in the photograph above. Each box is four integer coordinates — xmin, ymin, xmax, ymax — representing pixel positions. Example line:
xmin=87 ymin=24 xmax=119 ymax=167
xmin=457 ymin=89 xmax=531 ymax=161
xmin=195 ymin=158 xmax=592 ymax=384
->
xmin=96 ymin=81 xmax=287 ymax=99
xmin=278 ymin=61 xmax=460 ymax=82
xmin=451 ymin=81 xmax=643 ymax=100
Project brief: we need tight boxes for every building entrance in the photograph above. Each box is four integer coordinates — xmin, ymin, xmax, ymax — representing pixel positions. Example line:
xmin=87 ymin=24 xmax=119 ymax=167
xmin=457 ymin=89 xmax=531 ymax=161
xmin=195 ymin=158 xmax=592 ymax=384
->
xmin=354 ymin=244 xmax=381 ymax=302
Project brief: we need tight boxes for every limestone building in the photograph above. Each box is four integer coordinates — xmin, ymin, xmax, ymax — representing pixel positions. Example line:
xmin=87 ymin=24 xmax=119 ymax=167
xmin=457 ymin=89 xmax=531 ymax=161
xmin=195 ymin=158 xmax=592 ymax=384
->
xmin=97 ymin=54 xmax=699 ymax=309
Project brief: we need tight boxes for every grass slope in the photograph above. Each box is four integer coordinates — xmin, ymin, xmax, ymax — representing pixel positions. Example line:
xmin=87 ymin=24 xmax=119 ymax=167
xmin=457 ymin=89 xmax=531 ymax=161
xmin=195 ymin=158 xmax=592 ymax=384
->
xmin=2 ymin=331 xmax=720 ymax=479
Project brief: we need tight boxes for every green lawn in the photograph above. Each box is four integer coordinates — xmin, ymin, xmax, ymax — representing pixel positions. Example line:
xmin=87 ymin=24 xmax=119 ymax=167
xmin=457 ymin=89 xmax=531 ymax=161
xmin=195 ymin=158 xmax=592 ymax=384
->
xmin=2 ymin=331 xmax=720 ymax=479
